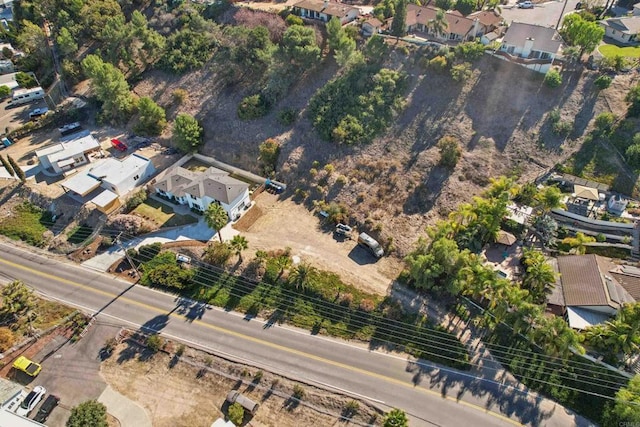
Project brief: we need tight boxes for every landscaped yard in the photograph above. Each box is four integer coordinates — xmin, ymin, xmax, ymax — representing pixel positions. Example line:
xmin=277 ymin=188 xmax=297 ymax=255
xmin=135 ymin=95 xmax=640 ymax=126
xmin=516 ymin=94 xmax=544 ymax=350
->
xmin=132 ymin=198 xmax=198 ymax=228
xmin=0 ymin=202 xmax=52 ymax=247
xmin=599 ymin=43 xmax=640 ymax=59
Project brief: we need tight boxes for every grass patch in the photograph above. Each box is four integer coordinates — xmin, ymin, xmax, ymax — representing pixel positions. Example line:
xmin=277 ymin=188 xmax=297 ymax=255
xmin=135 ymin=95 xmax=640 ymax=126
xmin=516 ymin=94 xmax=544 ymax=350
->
xmin=132 ymin=198 xmax=198 ymax=228
xmin=67 ymin=224 xmax=93 ymax=245
xmin=0 ymin=202 xmax=51 ymax=247
xmin=599 ymin=43 xmax=640 ymax=59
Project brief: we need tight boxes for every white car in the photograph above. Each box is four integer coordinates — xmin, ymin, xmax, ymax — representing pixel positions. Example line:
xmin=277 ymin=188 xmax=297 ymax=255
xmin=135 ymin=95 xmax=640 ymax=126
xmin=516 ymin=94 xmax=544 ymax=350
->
xmin=517 ymin=1 xmax=534 ymax=8
xmin=16 ymin=386 xmax=46 ymax=417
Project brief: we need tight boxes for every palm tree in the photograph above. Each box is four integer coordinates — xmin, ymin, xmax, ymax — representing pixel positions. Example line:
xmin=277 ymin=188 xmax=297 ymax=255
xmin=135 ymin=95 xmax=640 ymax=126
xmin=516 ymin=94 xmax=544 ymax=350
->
xmin=274 ymin=254 xmax=292 ymax=280
xmin=562 ymin=232 xmax=596 ymax=255
xmin=530 ymin=316 xmax=584 ymax=358
xmin=204 ymin=203 xmax=229 ymax=243
xmin=486 ymin=0 xmax=502 ymax=13
xmin=288 ymin=262 xmax=318 ymax=291
xmin=522 ymin=248 xmax=557 ymax=303
xmin=427 ymin=8 xmax=448 ymax=38
xmin=229 ymin=235 xmax=248 ymax=262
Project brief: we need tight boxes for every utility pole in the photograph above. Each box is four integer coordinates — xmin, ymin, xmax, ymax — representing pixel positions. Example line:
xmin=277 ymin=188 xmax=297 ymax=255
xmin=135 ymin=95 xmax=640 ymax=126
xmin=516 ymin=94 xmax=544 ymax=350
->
xmin=555 ymin=0 xmax=569 ymax=30
xmin=115 ymin=232 xmax=139 ymax=278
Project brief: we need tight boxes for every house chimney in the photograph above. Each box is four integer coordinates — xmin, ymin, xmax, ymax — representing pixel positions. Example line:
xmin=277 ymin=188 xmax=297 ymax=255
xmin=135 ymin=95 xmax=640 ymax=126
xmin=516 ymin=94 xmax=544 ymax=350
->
xmin=523 ymin=37 xmax=535 ymax=57
xmin=472 ymin=17 xmax=479 ymax=39
xmin=324 ymin=0 xmax=328 ymax=8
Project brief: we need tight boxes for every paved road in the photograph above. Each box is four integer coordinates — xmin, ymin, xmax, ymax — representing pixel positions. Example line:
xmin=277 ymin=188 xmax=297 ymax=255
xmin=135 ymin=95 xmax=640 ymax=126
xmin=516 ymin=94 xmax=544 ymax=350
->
xmin=501 ymin=0 xmax=580 ymax=28
xmin=0 ymin=243 xmax=593 ymax=427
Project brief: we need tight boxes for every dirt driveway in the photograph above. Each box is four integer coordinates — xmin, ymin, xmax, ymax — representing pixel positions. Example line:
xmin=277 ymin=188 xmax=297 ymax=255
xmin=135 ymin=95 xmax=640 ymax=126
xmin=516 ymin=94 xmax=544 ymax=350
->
xmin=234 ymin=192 xmax=403 ymax=295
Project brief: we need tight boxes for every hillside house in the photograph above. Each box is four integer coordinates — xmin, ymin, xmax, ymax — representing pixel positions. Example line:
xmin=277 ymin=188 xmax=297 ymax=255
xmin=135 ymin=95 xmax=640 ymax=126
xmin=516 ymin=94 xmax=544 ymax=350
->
xmin=36 ymin=134 xmax=101 ymax=174
xmin=600 ymin=7 xmax=640 ymax=45
xmin=362 ymin=17 xmax=383 ymax=36
xmin=292 ymin=0 xmax=359 ymax=25
xmin=60 ymin=153 xmax=155 ymax=214
xmin=496 ymin=22 xmax=563 ymax=73
xmin=549 ymin=255 xmax=636 ymax=330
xmin=404 ymin=5 xmax=479 ymax=42
xmin=152 ymin=166 xmax=250 ymax=221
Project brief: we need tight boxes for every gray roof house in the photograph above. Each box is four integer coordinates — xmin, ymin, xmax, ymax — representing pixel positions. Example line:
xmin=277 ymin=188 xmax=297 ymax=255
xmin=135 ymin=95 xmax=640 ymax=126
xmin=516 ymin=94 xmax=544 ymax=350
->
xmin=152 ymin=166 xmax=251 ymax=221
xmin=496 ymin=22 xmax=563 ymax=73
xmin=600 ymin=16 xmax=640 ymax=45
xmin=553 ymin=255 xmax=635 ymax=330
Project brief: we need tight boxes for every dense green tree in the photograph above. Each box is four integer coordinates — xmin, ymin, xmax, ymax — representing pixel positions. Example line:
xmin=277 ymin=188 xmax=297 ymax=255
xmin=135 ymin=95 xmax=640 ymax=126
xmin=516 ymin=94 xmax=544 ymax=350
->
xmin=230 ymin=235 xmax=249 ymax=262
xmin=560 ymin=14 xmax=604 ymax=55
xmin=0 ymin=280 xmax=35 ymax=319
xmin=535 ymin=185 xmax=563 ymax=211
xmin=145 ymin=264 xmax=195 ymax=289
xmin=428 ymin=8 xmax=449 ymax=36
xmin=603 ymin=375 xmax=640 ymax=426
xmin=16 ymin=20 xmax=48 ymax=62
xmin=205 ymin=204 xmax=228 ymax=243
xmin=627 ymin=138 xmax=640 ymax=168
xmin=66 ymin=400 xmax=107 ymax=427
xmin=383 ymin=408 xmax=409 ymax=427
xmin=56 ymin=27 xmax=78 ymax=57
xmin=15 ymin=72 xmax=37 ymax=88
xmin=584 ymin=303 xmax=640 ymax=362
xmin=530 ymin=316 xmax=584 ymax=358
xmin=626 ymin=84 xmax=640 ymax=117
xmin=390 ymin=0 xmax=407 ymax=38
xmin=228 ymin=402 xmax=244 ymax=426
xmin=521 ymin=248 xmax=557 ymax=303
xmin=162 ymin=29 xmax=216 ymax=74
xmin=81 ymin=54 xmax=134 ymax=123
xmin=435 ymin=0 xmax=454 ymax=10
xmin=281 ymin=25 xmax=320 ymax=68
xmin=134 ymin=97 xmax=167 ymax=136
xmin=0 ymin=85 xmax=9 ymax=98
xmin=258 ymin=138 xmax=280 ymax=175
xmin=373 ymin=0 xmax=395 ymax=20
xmin=80 ymin=0 xmax=123 ymax=39
xmin=326 ymin=17 xmax=357 ymax=66
xmin=405 ymin=236 xmax=468 ymax=295
xmin=173 ymin=113 xmax=203 ymax=152
xmin=454 ymin=0 xmax=476 ymax=16
xmin=0 ymin=155 xmax=14 ymax=176
xmin=7 ymin=156 xmax=25 ymax=183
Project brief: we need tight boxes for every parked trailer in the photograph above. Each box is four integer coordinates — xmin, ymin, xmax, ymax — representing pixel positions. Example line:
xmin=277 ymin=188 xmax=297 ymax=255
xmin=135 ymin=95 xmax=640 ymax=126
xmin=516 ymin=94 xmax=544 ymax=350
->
xmin=8 ymin=87 xmax=45 ymax=106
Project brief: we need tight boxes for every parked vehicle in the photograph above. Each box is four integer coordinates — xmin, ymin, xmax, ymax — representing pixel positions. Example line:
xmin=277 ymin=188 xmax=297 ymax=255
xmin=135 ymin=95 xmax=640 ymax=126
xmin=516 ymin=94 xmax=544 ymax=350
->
xmin=176 ymin=253 xmax=191 ymax=264
xmin=29 ymin=107 xmax=48 ymax=120
xmin=111 ymin=138 xmax=128 ymax=152
xmin=8 ymin=87 xmax=45 ymax=106
xmin=16 ymin=385 xmax=46 ymax=416
xmin=0 ymin=136 xmax=13 ymax=149
xmin=335 ymin=223 xmax=352 ymax=237
xmin=265 ymin=179 xmax=284 ymax=194
xmin=357 ymin=232 xmax=384 ymax=258
xmin=226 ymin=391 xmax=259 ymax=415
xmin=58 ymin=122 xmax=82 ymax=136
xmin=517 ymin=1 xmax=534 ymax=8
xmin=12 ymin=356 xmax=42 ymax=377
xmin=33 ymin=394 xmax=59 ymax=423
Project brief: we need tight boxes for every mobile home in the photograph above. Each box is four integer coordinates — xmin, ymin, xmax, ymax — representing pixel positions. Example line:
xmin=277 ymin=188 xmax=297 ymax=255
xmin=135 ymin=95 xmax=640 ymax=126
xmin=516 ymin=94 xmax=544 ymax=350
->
xmin=9 ymin=86 xmax=44 ymax=105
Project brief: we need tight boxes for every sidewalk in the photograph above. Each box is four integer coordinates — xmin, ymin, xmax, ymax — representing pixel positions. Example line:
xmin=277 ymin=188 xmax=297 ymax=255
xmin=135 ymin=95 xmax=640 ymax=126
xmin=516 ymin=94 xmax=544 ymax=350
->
xmin=99 ymin=385 xmax=152 ymax=427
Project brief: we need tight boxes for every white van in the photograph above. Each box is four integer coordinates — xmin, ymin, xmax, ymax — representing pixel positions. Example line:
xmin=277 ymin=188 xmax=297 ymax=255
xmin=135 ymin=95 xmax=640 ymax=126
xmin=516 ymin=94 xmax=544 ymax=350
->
xmin=9 ymin=87 xmax=45 ymax=106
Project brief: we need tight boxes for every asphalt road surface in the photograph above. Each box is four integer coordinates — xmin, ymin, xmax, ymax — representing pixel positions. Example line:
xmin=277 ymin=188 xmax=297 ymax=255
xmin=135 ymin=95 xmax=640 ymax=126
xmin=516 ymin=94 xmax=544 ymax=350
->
xmin=501 ymin=0 xmax=581 ymax=28
xmin=0 ymin=243 xmax=593 ymax=427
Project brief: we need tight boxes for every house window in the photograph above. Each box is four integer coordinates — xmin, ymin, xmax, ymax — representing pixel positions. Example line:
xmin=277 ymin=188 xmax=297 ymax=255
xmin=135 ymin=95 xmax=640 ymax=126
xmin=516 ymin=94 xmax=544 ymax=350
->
xmin=530 ymin=50 xmax=541 ymax=59
xmin=133 ymin=174 xmax=139 ymax=180
xmin=507 ymin=46 xmax=515 ymax=54
xmin=73 ymin=156 xmax=84 ymax=163
xmin=540 ymin=52 xmax=550 ymax=60
xmin=449 ymin=33 xmax=456 ymax=40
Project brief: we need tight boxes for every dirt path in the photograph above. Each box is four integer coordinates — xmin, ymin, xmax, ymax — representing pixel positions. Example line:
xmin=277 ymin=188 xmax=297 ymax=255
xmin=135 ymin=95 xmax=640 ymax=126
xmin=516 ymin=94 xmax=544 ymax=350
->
xmin=235 ymin=192 xmax=403 ymax=295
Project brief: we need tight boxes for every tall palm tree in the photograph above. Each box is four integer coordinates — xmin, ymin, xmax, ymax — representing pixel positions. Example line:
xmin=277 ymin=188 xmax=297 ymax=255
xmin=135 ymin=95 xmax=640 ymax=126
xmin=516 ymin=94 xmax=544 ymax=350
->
xmin=289 ymin=262 xmax=318 ymax=291
xmin=427 ymin=8 xmax=448 ymax=38
xmin=274 ymin=255 xmax=292 ymax=280
xmin=530 ymin=316 xmax=584 ymax=358
xmin=229 ymin=235 xmax=249 ymax=262
xmin=522 ymin=248 xmax=557 ymax=303
xmin=204 ymin=203 xmax=228 ymax=243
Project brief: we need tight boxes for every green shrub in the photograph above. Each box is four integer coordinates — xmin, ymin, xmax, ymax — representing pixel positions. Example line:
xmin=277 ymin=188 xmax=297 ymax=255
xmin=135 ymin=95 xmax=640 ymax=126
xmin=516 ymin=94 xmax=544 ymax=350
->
xmin=172 ymin=89 xmax=188 ymax=104
xmin=429 ymin=55 xmax=447 ymax=71
xmin=0 ymin=85 xmax=10 ymax=98
xmin=238 ymin=94 xmax=269 ymax=120
xmin=285 ymin=14 xmax=303 ymax=26
xmin=553 ymin=121 xmax=573 ymax=136
xmin=126 ymin=190 xmax=147 ymax=211
xmin=548 ymin=108 xmax=561 ymax=124
xmin=146 ymin=334 xmax=163 ymax=352
xmin=293 ymin=384 xmax=305 ymax=399
xmin=437 ymin=135 xmax=462 ymax=169
xmin=594 ymin=112 xmax=615 ymax=134
xmin=544 ymin=69 xmax=562 ymax=88
xmin=450 ymin=62 xmax=472 ymax=82
xmin=228 ymin=403 xmax=244 ymax=425
xmin=454 ymin=42 xmax=485 ymax=60
xmin=277 ymin=108 xmax=297 ymax=125
xmin=594 ymin=75 xmax=612 ymax=90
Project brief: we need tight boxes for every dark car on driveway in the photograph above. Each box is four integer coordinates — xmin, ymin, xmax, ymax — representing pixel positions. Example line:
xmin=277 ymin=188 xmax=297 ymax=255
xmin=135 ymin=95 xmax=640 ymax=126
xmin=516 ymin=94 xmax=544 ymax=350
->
xmin=33 ymin=394 xmax=59 ymax=423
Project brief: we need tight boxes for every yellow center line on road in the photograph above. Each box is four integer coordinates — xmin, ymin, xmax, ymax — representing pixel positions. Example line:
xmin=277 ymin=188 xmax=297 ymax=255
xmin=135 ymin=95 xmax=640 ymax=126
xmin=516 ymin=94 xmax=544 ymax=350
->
xmin=0 ymin=257 xmax=521 ymax=426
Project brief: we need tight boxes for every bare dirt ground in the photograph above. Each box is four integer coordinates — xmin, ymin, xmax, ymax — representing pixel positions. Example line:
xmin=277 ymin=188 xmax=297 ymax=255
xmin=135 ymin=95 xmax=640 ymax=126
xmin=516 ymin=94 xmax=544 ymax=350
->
xmin=101 ymin=337 xmax=383 ymax=427
xmin=234 ymin=191 xmax=402 ymax=294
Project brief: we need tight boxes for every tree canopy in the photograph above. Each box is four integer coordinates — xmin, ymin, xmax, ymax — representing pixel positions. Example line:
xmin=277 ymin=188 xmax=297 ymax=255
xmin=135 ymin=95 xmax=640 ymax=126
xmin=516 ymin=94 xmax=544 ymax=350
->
xmin=560 ymin=14 xmax=604 ymax=55
xmin=66 ymin=400 xmax=108 ymax=427
xmin=173 ymin=113 xmax=203 ymax=152
xmin=81 ymin=54 xmax=134 ymax=123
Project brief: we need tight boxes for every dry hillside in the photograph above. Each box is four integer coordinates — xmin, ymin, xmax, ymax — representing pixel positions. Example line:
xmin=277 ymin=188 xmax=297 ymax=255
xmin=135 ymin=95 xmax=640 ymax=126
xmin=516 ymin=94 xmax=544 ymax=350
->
xmin=133 ymin=35 xmax=639 ymax=256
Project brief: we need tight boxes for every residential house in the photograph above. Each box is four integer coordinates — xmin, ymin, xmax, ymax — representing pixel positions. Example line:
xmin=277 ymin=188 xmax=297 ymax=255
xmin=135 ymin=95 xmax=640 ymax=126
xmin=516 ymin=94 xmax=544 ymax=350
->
xmin=292 ymin=0 xmax=359 ymax=25
xmin=404 ymin=4 xmax=480 ymax=42
xmin=362 ymin=17 xmax=383 ymax=36
xmin=60 ymin=153 xmax=155 ymax=214
xmin=467 ymin=10 xmax=502 ymax=35
xmin=496 ymin=22 xmax=563 ymax=73
xmin=599 ymin=15 xmax=640 ymax=45
xmin=0 ymin=59 xmax=13 ymax=74
xmin=549 ymin=255 xmax=635 ymax=330
xmin=36 ymin=134 xmax=101 ymax=174
xmin=608 ymin=195 xmax=629 ymax=216
xmin=152 ymin=166 xmax=251 ymax=221
xmin=0 ymin=71 xmax=26 ymax=91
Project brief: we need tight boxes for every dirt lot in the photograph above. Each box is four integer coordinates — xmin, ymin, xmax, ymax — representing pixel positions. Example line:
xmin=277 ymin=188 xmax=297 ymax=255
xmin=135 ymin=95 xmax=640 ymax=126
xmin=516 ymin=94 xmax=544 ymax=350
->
xmin=234 ymin=191 xmax=403 ymax=294
xmin=101 ymin=336 xmax=383 ymax=427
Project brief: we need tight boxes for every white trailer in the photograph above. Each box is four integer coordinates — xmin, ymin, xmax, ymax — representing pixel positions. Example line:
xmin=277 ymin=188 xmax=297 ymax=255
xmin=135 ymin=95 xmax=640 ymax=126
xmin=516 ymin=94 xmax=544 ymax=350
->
xmin=9 ymin=86 xmax=45 ymax=105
